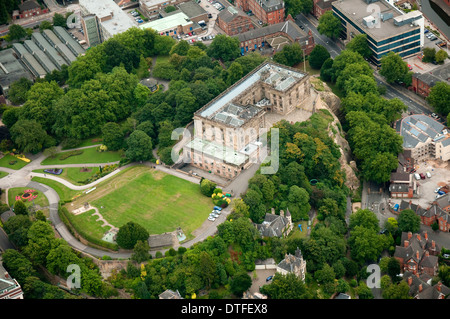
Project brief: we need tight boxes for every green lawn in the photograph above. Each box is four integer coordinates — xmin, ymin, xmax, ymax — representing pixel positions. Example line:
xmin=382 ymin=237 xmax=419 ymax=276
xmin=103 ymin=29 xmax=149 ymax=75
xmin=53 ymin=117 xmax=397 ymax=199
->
xmin=0 ymin=171 xmax=9 ymax=179
xmin=0 ymin=154 xmax=30 ymax=170
xmin=288 ymin=221 xmax=308 ymax=240
xmin=31 ymin=177 xmax=81 ymax=202
xmin=41 ymin=146 xmax=123 ymax=165
xmin=69 ymin=209 xmax=111 ymax=242
xmin=33 ymin=167 xmax=101 ymax=186
xmin=8 ymin=187 xmax=49 ymax=208
xmin=69 ymin=166 xmax=212 ymax=239
xmin=295 ymin=60 xmax=320 ymax=76
xmin=61 ymin=136 xmax=103 ymax=150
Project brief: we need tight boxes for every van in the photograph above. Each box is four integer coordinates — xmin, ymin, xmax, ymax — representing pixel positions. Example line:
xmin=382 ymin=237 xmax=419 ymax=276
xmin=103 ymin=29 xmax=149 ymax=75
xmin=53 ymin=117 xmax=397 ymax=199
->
xmin=414 ymin=173 xmax=421 ymax=180
xmin=426 ymin=172 xmax=431 ymax=178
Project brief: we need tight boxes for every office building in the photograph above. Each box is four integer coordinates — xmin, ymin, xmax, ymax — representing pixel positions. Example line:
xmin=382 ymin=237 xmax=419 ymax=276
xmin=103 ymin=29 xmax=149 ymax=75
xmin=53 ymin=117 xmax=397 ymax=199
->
xmin=332 ymin=0 xmax=424 ymax=66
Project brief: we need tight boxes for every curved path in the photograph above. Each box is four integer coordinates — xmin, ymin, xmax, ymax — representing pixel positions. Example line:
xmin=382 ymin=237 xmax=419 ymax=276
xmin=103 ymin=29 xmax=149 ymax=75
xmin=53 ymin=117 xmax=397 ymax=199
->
xmin=0 ymin=145 xmax=229 ymax=259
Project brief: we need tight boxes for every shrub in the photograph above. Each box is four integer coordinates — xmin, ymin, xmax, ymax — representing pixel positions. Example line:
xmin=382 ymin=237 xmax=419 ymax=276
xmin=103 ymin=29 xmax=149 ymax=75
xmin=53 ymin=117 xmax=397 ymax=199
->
xmin=59 ymin=149 xmax=83 ymax=160
xmin=116 ymin=221 xmax=149 ymax=249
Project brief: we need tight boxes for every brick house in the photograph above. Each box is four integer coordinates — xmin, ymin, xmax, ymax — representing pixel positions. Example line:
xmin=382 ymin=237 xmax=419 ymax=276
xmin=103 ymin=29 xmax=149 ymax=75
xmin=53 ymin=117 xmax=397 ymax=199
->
xmin=234 ymin=19 xmax=315 ymax=55
xmin=403 ymin=271 xmax=450 ymax=299
xmin=395 ymin=199 xmax=450 ymax=232
xmin=394 ymin=231 xmax=440 ymax=276
xmin=217 ymin=6 xmax=255 ymax=36
xmin=12 ymin=0 xmax=49 ymax=20
xmin=411 ymin=63 xmax=450 ymax=98
xmin=312 ymin=0 xmax=337 ymax=18
xmin=235 ymin=0 xmax=285 ymax=25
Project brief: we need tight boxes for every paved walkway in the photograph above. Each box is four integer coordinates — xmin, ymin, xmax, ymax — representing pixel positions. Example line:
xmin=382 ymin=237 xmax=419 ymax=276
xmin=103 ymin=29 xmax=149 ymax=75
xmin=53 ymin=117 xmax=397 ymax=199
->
xmin=0 ymin=145 xmax=227 ymax=259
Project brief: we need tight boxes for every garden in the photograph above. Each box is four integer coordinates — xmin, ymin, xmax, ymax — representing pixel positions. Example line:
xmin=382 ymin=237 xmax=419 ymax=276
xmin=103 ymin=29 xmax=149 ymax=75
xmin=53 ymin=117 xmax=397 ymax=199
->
xmin=41 ymin=146 xmax=123 ymax=165
xmin=0 ymin=153 xmax=30 ymax=170
xmin=8 ymin=187 xmax=49 ymax=209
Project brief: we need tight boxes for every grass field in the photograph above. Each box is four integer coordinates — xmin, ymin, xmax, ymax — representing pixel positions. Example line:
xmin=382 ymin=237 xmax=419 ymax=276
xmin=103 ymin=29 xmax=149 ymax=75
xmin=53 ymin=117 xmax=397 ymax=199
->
xmin=0 ymin=171 xmax=9 ymax=179
xmin=41 ymin=147 xmax=123 ymax=165
xmin=31 ymin=177 xmax=81 ymax=202
xmin=8 ymin=187 xmax=49 ymax=208
xmin=0 ymin=154 xmax=30 ymax=170
xmin=69 ymin=209 xmax=112 ymax=242
xmin=68 ymin=166 xmax=212 ymax=239
xmin=33 ymin=167 xmax=101 ymax=186
xmin=288 ymin=221 xmax=308 ymax=240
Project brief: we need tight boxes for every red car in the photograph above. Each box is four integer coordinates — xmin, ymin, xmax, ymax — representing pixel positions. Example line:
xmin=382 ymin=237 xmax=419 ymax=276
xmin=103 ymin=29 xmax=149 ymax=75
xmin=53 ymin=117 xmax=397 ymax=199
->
xmin=419 ymin=173 xmax=426 ymax=179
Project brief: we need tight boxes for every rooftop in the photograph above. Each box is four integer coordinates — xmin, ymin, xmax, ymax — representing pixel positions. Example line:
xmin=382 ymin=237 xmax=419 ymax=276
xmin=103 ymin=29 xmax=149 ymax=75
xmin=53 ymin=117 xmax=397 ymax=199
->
xmin=332 ymin=0 xmax=422 ymax=42
xmin=140 ymin=12 xmax=192 ymax=32
xmin=178 ymin=1 xmax=207 ymax=18
xmin=256 ymin=0 xmax=285 ymax=12
xmin=414 ymin=63 xmax=450 ymax=86
xmin=399 ymin=114 xmax=445 ymax=149
xmin=79 ymin=0 xmax=136 ymax=37
xmin=185 ymin=137 xmax=249 ymax=166
xmin=196 ymin=61 xmax=306 ymax=119
xmin=0 ymin=49 xmax=33 ymax=92
xmin=19 ymin=0 xmax=40 ymax=12
xmin=31 ymin=32 xmax=67 ymax=68
xmin=235 ymin=20 xmax=308 ymax=43
xmin=53 ymin=26 xmax=85 ymax=56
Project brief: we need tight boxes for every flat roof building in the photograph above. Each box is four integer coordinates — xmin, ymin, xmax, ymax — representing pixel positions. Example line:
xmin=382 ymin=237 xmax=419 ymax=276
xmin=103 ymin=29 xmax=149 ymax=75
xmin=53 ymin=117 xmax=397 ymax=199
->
xmin=23 ymin=40 xmax=58 ymax=74
xmin=183 ymin=62 xmax=311 ymax=180
xmin=31 ymin=32 xmax=67 ymax=69
xmin=12 ymin=43 xmax=46 ymax=78
xmin=332 ymin=0 xmax=424 ymax=66
xmin=0 ymin=262 xmax=24 ymax=299
xmin=79 ymin=0 xmax=136 ymax=42
xmin=42 ymin=29 xmax=62 ymax=47
xmin=53 ymin=26 xmax=86 ymax=57
xmin=140 ymin=12 xmax=198 ymax=36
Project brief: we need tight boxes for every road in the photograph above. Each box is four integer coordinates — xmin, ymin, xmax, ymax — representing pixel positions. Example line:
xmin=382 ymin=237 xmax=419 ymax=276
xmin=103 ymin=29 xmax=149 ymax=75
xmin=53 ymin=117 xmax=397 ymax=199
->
xmin=294 ymin=13 xmax=433 ymax=116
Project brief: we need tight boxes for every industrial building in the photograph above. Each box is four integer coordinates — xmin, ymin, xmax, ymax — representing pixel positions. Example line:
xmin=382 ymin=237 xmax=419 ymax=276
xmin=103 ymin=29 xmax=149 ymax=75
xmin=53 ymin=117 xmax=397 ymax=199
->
xmin=0 ymin=49 xmax=34 ymax=95
xmin=332 ymin=0 xmax=424 ymax=66
xmin=53 ymin=26 xmax=86 ymax=57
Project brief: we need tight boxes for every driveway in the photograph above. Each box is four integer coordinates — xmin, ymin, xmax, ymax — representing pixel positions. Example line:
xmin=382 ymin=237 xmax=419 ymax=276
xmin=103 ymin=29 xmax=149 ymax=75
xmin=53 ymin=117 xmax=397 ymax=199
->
xmin=247 ymin=269 xmax=277 ymax=294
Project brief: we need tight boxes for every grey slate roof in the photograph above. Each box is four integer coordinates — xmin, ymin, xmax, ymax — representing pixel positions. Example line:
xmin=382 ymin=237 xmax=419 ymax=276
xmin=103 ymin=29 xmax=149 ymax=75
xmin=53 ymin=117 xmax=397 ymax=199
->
xmin=277 ymin=248 xmax=304 ymax=272
xmin=19 ymin=0 xmax=40 ymax=12
xmin=256 ymin=212 xmax=290 ymax=237
xmin=159 ymin=289 xmax=183 ymax=299
xmin=179 ymin=1 xmax=207 ymax=19
xmin=400 ymin=114 xmax=445 ymax=149
xmin=235 ymin=20 xmax=308 ymax=43
xmin=414 ymin=63 xmax=450 ymax=86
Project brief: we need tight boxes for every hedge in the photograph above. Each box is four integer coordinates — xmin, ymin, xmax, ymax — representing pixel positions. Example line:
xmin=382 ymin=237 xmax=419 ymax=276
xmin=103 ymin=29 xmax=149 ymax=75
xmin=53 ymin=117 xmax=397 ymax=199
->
xmin=58 ymin=206 xmax=119 ymax=251
xmin=59 ymin=150 xmax=84 ymax=160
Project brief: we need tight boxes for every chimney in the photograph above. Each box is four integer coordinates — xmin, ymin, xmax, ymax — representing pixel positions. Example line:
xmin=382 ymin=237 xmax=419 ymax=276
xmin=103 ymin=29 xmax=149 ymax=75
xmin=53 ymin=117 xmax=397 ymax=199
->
xmin=437 ymin=282 xmax=442 ymax=292
xmin=280 ymin=210 xmax=284 ymax=217
xmin=425 ymin=250 xmax=429 ymax=257
xmin=419 ymin=284 xmax=423 ymax=292
xmin=4 ymin=272 xmax=10 ymax=279
xmin=432 ymin=240 xmax=436 ymax=249
xmin=404 ymin=240 xmax=409 ymax=247
xmin=416 ymin=250 xmax=420 ymax=260
xmin=408 ymin=232 xmax=412 ymax=240
xmin=416 ymin=234 xmax=421 ymax=241
xmin=408 ymin=276 xmax=412 ymax=286
xmin=424 ymin=231 xmax=428 ymax=240
xmin=271 ymin=208 xmax=275 ymax=215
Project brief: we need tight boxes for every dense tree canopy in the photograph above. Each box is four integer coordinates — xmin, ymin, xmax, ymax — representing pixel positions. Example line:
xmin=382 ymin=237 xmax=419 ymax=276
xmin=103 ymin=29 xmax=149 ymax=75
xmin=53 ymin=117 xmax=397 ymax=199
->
xmin=318 ymin=11 xmax=342 ymax=39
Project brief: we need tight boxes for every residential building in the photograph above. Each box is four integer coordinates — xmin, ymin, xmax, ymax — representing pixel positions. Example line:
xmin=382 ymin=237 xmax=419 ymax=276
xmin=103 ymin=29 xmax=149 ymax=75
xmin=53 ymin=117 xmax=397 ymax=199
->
xmin=389 ymin=150 xmax=417 ymax=198
xmin=255 ymin=208 xmax=293 ymax=237
xmin=332 ymin=0 xmax=424 ymax=66
xmin=276 ymin=248 xmax=307 ymax=281
xmin=394 ymin=231 xmax=440 ymax=276
xmin=79 ymin=0 xmax=136 ymax=43
xmin=183 ymin=61 xmax=311 ymax=179
xmin=411 ymin=63 xmax=450 ymax=98
xmin=396 ymin=199 xmax=450 ymax=231
xmin=217 ymin=6 xmax=255 ymax=36
xmin=313 ymin=0 xmax=337 ymax=18
xmin=12 ymin=0 xmax=49 ymax=20
xmin=234 ymin=19 xmax=315 ymax=54
xmin=403 ymin=271 xmax=450 ymax=299
xmin=235 ymin=0 xmax=285 ymax=25
xmin=398 ymin=114 xmax=450 ymax=162
xmin=0 ymin=262 xmax=24 ymax=299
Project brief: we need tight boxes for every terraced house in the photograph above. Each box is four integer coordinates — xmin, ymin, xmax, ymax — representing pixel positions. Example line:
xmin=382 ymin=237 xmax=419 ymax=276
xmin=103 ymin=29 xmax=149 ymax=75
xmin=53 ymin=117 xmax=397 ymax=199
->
xmin=332 ymin=0 xmax=424 ymax=66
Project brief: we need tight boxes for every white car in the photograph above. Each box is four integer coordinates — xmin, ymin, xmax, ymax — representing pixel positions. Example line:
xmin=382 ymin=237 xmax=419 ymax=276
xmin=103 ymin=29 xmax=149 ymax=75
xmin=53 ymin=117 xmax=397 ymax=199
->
xmin=213 ymin=209 xmax=221 ymax=215
xmin=435 ymin=187 xmax=441 ymax=193
xmin=210 ymin=212 xmax=219 ymax=218
xmin=208 ymin=216 xmax=216 ymax=221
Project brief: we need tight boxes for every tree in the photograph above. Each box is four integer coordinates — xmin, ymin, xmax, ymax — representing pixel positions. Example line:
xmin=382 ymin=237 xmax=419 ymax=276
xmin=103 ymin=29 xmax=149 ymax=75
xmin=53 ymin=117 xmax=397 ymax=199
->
xmin=13 ymin=199 xmax=28 ymax=215
xmin=170 ymin=40 xmax=190 ymax=56
xmin=380 ymin=51 xmax=409 ymax=84
xmin=52 ymin=13 xmax=67 ymax=28
xmin=260 ymin=273 xmax=310 ymax=299
xmin=435 ymin=49 xmax=448 ymax=64
xmin=102 ymin=122 xmax=125 ymax=151
xmin=164 ymin=5 xmax=177 ymax=13
xmin=125 ymin=130 xmax=153 ymax=162
xmin=206 ymin=34 xmax=240 ymax=62
xmin=226 ymin=62 xmax=244 ymax=86
xmin=317 ymin=11 xmax=342 ymax=39
xmin=8 ymin=24 xmax=27 ymax=41
xmin=422 ymin=47 xmax=436 ymax=63
xmin=349 ymin=209 xmax=380 ymax=232
xmin=284 ymin=0 xmax=313 ymax=16
xmin=356 ymin=281 xmax=374 ymax=299
xmin=39 ymin=20 xmax=53 ymax=31
xmin=273 ymin=42 xmax=303 ymax=67
xmin=10 ymin=119 xmax=51 ymax=154
xmin=24 ymin=221 xmax=57 ymax=266
xmin=131 ymin=240 xmax=151 ymax=263
xmin=230 ymin=272 xmax=252 ymax=297
xmin=387 ymin=257 xmax=401 ymax=282
xmin=384 ymin=217 xmax=398 ymax=234
xmin=308 ymin=45 xmax=330 ymax=70
xmin=287 ymin=185 xmax=310 ymax=221
xmin=348 ymin=225 xmax=390 ymax=264
xmin=1 ymin=249 xmax=37 ymax=284
xmin=116 ymin=221 xmax=150 ymax=249
xmin=244 ymin=189 xmax=266 ymax=223
xmin=320 ymin=57 xmax=334 ymax=82
xmin=200 ymin=178 xmax=216 ymax=197
xmin=8 ymin=77 xmax=33 ymax=105
xmin=427 ymin=81 xmax=450 ymax=115
xmin=346 ymin=34 xmax=372 ymax=59
xmin=382 ymin=281 xmax=411 ymax=299
xmin=2 ymin=107 xmax=21 ymax=129
xmin=397 ymin=209 xmax=421 ymax=233
xmin=46 ymin=242 xmax=81 ymax=276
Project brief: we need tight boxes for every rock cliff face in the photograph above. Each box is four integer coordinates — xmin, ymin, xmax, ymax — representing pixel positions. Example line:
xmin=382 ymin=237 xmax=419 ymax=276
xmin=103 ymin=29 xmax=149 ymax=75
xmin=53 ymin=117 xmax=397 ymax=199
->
xmin=312 ymin=80 xmax=359 ymax=191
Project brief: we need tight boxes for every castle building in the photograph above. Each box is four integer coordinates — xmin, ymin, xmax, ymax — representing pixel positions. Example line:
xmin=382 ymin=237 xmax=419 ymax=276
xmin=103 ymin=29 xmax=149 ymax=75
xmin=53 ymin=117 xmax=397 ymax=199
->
xmin=255 ymin=208 xmax=293 ymax=237
xmin=276 ymin=247 xmax=307 ymax=281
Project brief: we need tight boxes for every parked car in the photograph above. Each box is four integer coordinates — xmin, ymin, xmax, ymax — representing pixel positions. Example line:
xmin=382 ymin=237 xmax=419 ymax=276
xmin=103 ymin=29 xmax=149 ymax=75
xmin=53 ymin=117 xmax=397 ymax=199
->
xmin=213 ymin=206 xmax=222 ymax=211
xmin=213 ymin=210 xmax=221 ymax=215
xmin=431 ymin=37 xmax=438 ymax=41
xmin=208 ymin=216 xmax=216 ymax=221
xmin=266 ymin=276 xmax=273 ymax=282
xmin=414 ymin=173 xmax=421 ymax=180
xmin=419 ymin=173 xmax=426 ymax=179
xmin=436 ymin=193 xmax=445 ymax=199
xmin=435 ymin=186 xmax=442 ymax=193
xmin=426 ymin=171 xmax=432 ymax=178
xmin=438 ymin=190 xmax=445 ymax=196
xmin=424 ymin=29 xmax=429 ymax=33
xmin=210 ymin=213 xmax=219 ymax=218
